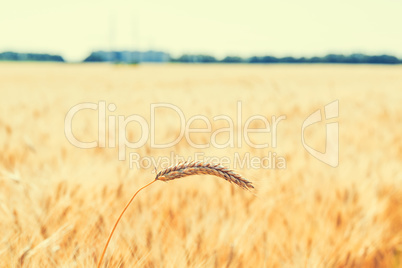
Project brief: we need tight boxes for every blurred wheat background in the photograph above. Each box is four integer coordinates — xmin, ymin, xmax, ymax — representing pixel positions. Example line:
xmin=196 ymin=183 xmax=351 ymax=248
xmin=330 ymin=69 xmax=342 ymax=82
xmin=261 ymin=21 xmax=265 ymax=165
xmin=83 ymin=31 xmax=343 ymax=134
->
xmin=0 ymin=62 xmax=401 ymax=267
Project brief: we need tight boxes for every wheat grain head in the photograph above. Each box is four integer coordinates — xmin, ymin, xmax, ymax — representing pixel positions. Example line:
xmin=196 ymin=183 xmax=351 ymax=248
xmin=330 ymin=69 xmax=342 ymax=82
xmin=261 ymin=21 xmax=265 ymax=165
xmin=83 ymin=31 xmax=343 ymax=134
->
xmin=155 ymin=161 xmax=254 ymax=190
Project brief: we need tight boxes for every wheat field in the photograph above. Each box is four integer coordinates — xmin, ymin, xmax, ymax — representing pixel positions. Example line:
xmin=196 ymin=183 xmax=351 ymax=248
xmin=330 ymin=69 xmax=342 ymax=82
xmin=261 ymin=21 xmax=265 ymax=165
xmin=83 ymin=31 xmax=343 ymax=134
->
xmin=0 ymin=62 xmax=401 ymax=267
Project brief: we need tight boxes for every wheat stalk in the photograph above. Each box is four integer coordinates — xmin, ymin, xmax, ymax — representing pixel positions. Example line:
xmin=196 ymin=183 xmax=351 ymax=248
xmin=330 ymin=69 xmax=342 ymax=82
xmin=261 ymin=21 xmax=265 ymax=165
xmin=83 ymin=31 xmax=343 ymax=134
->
xmin=97 ymin=161 xmax=253 ymax=268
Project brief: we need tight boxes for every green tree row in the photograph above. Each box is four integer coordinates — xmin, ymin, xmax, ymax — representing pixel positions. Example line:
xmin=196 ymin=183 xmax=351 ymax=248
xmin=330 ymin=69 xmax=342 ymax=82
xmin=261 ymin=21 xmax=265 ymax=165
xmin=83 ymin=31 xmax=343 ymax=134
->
xmin=0 ymin=52 xmax=64 ymax=62
xmin=171 ymin=53 xmax=401 ymax=64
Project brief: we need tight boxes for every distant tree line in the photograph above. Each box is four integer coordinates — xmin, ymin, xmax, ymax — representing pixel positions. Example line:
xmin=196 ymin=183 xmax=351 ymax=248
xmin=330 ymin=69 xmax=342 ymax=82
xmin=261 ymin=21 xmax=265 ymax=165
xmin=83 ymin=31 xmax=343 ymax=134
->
xmin=1 ymin=51 xmax=401 ymax=64
xmin=171 ymin=53 xmax=401 ymax=64
xmin=0 ymin=52 xmax=64 ymax=62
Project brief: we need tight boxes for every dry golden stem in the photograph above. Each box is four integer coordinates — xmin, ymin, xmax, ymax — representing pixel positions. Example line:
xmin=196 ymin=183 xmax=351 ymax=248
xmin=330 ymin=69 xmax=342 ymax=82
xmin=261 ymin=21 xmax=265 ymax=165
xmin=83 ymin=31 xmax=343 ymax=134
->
xmin=97 ymin=180 xmax=156 ymax=268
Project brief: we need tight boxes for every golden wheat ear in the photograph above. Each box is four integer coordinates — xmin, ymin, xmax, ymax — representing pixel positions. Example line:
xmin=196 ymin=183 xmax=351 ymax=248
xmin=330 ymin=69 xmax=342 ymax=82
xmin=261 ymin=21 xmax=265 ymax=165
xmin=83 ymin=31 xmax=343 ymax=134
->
xmin=97 ymin=161 xmax=253 ymax=268
xmin=155 ymin=161 xmax=254 ymax=190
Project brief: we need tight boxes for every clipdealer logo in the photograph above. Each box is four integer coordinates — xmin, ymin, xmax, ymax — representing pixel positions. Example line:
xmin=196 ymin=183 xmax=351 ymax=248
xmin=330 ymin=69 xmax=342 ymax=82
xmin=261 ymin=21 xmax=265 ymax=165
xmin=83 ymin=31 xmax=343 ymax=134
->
xmin=64 ymin=101 xmax=287 ymax=169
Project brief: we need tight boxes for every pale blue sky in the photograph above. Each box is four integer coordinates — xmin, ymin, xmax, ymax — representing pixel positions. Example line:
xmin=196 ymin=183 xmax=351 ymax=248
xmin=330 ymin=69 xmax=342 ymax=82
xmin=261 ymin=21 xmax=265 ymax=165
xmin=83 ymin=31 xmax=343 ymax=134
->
xmin=1 ymin=0 xmax=401 ymax=61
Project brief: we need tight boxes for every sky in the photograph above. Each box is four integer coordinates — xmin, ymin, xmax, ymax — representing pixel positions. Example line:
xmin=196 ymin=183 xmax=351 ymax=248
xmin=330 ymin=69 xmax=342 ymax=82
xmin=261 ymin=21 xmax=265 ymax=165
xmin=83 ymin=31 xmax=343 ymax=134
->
xmin=1 ymin=0 xmax=402 ymax=62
